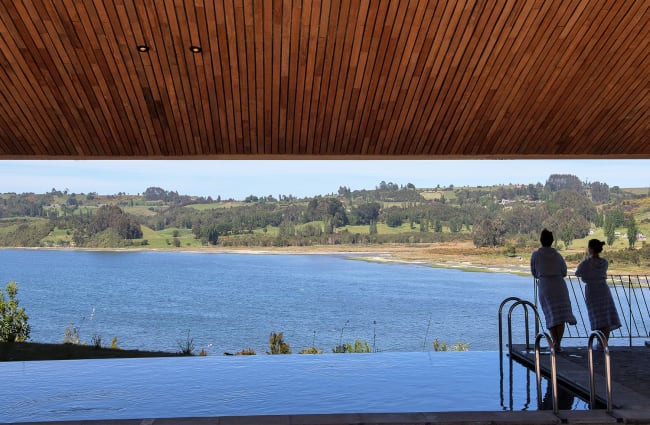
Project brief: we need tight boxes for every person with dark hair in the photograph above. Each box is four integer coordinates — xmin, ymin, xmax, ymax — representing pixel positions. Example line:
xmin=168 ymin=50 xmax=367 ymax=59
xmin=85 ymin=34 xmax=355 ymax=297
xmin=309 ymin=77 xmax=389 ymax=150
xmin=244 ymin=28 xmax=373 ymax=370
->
xmin=530 ymin=229 xmax=577 ymax=352
xmin=575 ymin=239 xmax=621 ymax=346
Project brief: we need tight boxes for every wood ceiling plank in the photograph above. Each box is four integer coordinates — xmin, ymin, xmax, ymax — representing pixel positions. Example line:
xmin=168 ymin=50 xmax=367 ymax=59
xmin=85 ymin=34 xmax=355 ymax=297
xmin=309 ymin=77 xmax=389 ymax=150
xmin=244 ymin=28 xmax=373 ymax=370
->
xmin=418 ymin=0 xmax=491 ymax=154
xmin=364 ymin=0 xmax=411 ymax=155
xmin=390 ymin=0 xmax=442 ymax=155
xmin=316 ymin=0 xmax=350 ymax=155
xmin=381 ymin=0 xmax=429 ymax=155
xmin=289 ymin=2 xmax=313 ymax=153
xmin=177 ymin=0 xmax=203 ymax=153
xmin=202 ymin=0 xmax=228 ymax=153
xmin=187 ymin=0 xmax=214 ymax=155
xmin=342 ymin=0 xmax=374 ymax=153
xmin=242 ymin=0 xmax=258 ymax=154
xmin=48 ymin=0 xmax=105 ymax=155
xmin=0 ymin=0 xmax=647 ymax=158
xmin=355 ymin=0 xmax=392 ymax=154
xmin=348 ymin=0 xmax=383 ymax=153
xmin=493 ymin=0 xmax=579 ymax=155
xmin=100 ymin=0 xmax=157 ymax=155
xmin=107 ymin=0 xmax=149 ymax=155
xmin=449 ymin=0 xmax=513 ymax=154
xmin=214 ymin=0 xmax=238 ymax=154
xmin=142 ymin=0 xmax=186 ymax=155
xmin=585 ymin=12 xmax=649 ymax=154
xmin=329 ymin=0 xmax=362 ymax=154
xmin=411 ymin=1 xmax=475 ymax=155
xmin=298 ymin=0 xmax=318 ymax=154
xmin=278 ymin=0 xmax=292 ymax=154
xmin=262 ymin=0 xmax=273 ymax=153
xmin=75 ymin=0 xmax=133 ymax=153
xmin=64 ymin=0 xmax=119 ymax=155
xmin=478 ymin=0 xmax=551 ymax=153
xmin=0 ymin=2 xmax=69 ymax=155
xmin=382 ymin=1 xmax=435 ymax=155
xmin=285 ymin=0 xmax=301 ymax=153
xmin=196 ymin=2 xmax=221 ymax=155
xmin=172 ymin=0 xmax=203 ymax=154
xmin=550 ymin=1 xmax=647 ymax=154
xmin=438 ymin=0 xmax=505 ymax=155
xmin=538 ymin=2 xmax=627 ymax=155
xmin=12 ymin=0 xmax=88 ymax=154
xmin=305 ymin=0 xmax=330 ymax=154
xmin=463 ymin=0 xmax=533 ymax=155
xmin=230 ymin=0 xmax=250 ymax=153
xmin=271 ymin=0 xmax=282 ymax=153
xmin=400 ymin=0 xmax=458 ymax=155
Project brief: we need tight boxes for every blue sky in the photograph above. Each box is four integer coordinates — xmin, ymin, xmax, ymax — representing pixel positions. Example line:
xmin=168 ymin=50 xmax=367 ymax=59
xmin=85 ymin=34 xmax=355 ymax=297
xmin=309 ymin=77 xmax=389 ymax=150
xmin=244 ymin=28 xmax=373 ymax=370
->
xmin=0 ymin=159 xmax=648 ymax=200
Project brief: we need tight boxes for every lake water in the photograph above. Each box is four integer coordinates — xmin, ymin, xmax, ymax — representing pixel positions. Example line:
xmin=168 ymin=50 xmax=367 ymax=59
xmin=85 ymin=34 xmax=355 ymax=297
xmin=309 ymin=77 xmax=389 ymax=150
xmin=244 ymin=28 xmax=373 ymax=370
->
xmin=1 ymin=249 xmax=594 ymax=422
xmin=0 ymin=249 xmax=535 ymax=353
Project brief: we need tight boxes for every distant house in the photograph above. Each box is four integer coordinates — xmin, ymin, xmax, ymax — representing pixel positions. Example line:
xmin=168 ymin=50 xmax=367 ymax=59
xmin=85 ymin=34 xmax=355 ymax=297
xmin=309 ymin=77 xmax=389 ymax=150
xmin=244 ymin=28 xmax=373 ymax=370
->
xmin=638 ymin=233 xmax=647 ymax=241
xmin=588 ymin=229 xmax=595 ymax=235
xmin=615 ymin=232 xmax=621 ymax=237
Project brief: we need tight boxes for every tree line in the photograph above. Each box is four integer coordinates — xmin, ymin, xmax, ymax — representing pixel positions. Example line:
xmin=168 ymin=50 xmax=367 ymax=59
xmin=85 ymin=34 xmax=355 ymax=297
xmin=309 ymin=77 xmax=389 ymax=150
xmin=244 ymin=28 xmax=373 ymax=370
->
xmin=0 ymin=175 xmax=646 ymax=253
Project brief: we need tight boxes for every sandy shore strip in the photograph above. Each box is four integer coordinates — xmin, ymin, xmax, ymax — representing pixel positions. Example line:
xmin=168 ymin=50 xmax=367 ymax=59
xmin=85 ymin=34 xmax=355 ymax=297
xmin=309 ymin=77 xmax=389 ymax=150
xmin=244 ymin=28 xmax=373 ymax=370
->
xmin=4 ymin=242 xmax=641 ymax=276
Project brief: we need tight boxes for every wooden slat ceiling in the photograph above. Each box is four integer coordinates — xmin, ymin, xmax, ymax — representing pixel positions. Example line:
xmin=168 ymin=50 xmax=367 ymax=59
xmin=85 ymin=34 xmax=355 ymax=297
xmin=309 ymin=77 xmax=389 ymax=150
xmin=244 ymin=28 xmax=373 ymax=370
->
xmin=0 ymin=0 xmax=647 ymax=159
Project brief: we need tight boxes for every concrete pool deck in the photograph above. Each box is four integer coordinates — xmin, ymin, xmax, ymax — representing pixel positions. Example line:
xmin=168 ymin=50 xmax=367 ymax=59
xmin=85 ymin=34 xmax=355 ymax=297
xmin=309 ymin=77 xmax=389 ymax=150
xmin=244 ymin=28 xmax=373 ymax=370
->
xmin=8 ymin=346 xmax=650 ymax=425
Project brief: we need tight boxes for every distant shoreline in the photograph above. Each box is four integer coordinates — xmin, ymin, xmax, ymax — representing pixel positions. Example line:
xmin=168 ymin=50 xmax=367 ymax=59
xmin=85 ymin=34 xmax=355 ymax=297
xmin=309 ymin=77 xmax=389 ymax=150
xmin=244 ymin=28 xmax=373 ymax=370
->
xmin=0 ymin=244 xmax=536 ymax=276
xmin=2 ymin=242 xmax=644 ymax=276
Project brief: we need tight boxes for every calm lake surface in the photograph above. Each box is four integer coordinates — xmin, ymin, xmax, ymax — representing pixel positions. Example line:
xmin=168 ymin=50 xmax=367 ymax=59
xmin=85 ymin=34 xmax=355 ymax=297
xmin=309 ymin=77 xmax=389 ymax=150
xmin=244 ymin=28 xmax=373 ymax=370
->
xmin=0 ymin=249 xmax=535 ymax=353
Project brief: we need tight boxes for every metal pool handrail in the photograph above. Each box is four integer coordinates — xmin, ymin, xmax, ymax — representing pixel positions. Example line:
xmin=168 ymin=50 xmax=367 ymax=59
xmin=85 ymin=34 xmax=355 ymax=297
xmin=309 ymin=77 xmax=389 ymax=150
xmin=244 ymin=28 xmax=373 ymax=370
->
xmin=535 ymin=332 xmax=558 ymax=414
xmin=588 ymin=330 xmax=613 ymax=413
xmin=507 ymin=299 xmax=543 ymax=354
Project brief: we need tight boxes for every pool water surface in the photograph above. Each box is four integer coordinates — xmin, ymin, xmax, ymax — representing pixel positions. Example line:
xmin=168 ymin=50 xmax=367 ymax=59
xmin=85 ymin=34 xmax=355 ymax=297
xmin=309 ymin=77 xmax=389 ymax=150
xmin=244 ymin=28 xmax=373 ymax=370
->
xmin=0 ymin=351 xmax=585 ymax=423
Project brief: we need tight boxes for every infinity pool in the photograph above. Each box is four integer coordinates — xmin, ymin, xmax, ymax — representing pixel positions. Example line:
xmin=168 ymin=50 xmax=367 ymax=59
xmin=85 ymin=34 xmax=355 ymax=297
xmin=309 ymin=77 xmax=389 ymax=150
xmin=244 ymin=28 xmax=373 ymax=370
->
xmin=0 ymin=352 xmax=585 ymax=423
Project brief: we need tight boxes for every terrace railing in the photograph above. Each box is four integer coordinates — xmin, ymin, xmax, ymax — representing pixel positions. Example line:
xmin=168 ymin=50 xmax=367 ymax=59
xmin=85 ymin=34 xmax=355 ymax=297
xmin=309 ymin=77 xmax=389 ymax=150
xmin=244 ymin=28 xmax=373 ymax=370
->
xmin=534 ymin=275 xmax=650 ymax=347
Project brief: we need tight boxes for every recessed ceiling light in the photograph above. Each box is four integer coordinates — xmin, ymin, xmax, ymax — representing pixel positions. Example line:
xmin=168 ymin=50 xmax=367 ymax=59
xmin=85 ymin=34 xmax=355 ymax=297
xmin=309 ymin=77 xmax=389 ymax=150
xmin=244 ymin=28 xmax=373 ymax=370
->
xmin=189 ymin=45 xmax=202 ymax=53
xmin=136 ymin=45 xmax=150 ymax=53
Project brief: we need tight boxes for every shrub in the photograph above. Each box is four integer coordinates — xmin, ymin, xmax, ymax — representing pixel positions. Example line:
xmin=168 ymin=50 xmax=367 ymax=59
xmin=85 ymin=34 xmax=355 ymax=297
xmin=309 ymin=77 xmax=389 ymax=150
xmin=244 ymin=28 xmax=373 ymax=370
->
xmin=268 ymin=331 xmax=292 ymax=354
xmin=236 ymin=348 xmax=256 ymax=355
xmin=333 ymin=339 xmax=371 ymax=353
xmin=91 ymin=334 xmax=102 ymax=349
xmin=433 ymin=338 xmax=470 ymax=352
xmin=110 ymin=336 xmax=120 ymax=350
xmin=177 ymin=330 xmax=195 ymax=355
xmin=0 ymin=281 xmax=31 ymax=342
xmin=63 ymin=323 xmax=80 ymax=344
xmin=299 ymin=346 xmax=323 ymax=354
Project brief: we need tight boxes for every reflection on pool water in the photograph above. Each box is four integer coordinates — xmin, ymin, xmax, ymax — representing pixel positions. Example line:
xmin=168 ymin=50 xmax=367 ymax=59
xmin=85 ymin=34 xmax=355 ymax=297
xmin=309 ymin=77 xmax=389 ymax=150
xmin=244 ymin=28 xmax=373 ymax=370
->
xmin=0 ymin=352 xmax=586 ymax=423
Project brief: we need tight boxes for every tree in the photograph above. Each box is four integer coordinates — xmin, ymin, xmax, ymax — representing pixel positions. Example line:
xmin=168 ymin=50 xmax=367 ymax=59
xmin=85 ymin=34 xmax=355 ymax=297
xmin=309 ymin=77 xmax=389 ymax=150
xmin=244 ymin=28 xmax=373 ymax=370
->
xmin=545 ymin=174 xmax=583 ymax=193
xmin=604 ymin=214 xmax=616 ymax=246
xmin=472 ymin=218 xmax=506 ymax=247
xmin=369 ymin=221 xmax=378 ymax=235
xmin=0 ymin=281 xmax=31 ymax=342
xmin=627 ymin=215 xmax=638 ymax=249
xmin=543 ymin=208 xmax=590 ymax=248
xmin=590 ymin=181 xmax=610 ymax=203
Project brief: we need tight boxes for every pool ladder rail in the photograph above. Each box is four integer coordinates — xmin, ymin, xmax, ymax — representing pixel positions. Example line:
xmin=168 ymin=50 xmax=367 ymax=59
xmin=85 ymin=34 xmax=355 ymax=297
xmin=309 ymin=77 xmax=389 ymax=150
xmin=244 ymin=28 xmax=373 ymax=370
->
xmin=499 ymin=297 xmax=614 ymax=414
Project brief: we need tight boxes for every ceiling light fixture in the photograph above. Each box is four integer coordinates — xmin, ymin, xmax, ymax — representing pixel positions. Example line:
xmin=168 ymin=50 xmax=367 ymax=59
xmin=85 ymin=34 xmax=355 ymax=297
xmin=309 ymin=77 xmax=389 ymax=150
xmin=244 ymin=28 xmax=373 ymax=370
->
xmin=136 ymin=45 xmax=150 ymax=53
xmin=189 ymin=45 xmax=202 ymax=53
